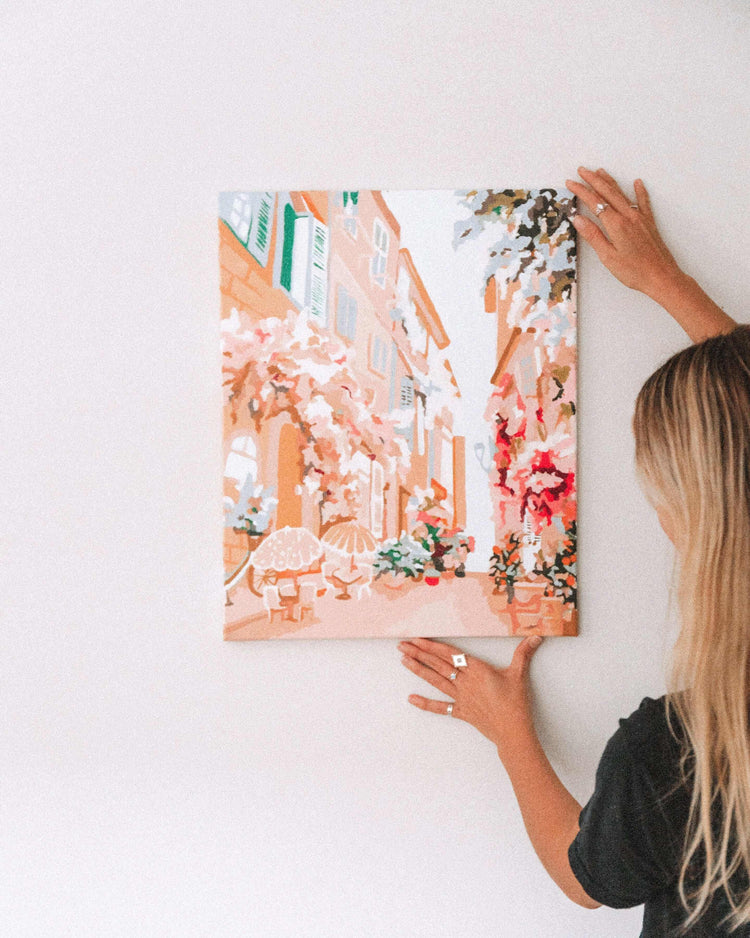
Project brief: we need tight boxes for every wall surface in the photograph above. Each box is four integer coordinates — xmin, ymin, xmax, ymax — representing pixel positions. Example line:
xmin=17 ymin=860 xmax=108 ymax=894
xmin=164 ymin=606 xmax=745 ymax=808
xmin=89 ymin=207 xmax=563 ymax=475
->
xmin=2 ymin=1 xmax=748 ymax=935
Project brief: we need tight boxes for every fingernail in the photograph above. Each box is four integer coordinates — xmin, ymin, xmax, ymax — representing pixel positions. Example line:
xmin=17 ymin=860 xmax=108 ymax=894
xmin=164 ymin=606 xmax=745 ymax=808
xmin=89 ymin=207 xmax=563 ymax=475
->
xmin=571 ymin=215 xmax=583 ymax=227
xmin=529 ymin=635 xmax=543 ymax=647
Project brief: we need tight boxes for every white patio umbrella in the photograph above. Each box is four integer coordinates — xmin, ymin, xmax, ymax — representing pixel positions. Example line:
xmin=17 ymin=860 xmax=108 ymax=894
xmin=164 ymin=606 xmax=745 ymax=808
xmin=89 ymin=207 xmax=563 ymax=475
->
xmin=321 ymin=520 xmax=378 ymax=571
xmin=251 ymin=526 xmax=323 ymax=584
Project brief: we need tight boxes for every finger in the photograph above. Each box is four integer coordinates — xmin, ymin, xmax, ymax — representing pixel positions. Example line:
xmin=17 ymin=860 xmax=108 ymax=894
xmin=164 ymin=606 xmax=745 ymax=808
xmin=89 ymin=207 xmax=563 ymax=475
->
xmin=402 ymin=654 xmax=456 ymax=696
xmin=634 ymin=178 xmax=655 ymax=224
xmin=399 ymin=642 xmax=455 ymax=680
xmin=571 ymin=214 xmax=614 ymax=263
xmin=578 ymin=166 xmax=632 ymax=215
xmin=565 ymin=179 xmax=603 ymax=217
xmin=565 ymin=180 xmax=620 ymax=239
xmin=408 ymin=636 xmax=468 ymax=665
xmin=408 ymin=694 xmax=458 ymax=717
xmin=510 ymin=635 xmax=544 ymax=675
xmin=594 ymin=168 xmax=637 ymax=215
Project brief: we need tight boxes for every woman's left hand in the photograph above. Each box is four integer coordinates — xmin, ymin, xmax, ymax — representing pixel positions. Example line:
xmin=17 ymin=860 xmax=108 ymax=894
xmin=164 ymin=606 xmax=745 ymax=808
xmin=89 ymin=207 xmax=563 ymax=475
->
xmin=398 ymin=635 xmax=544 ymax=759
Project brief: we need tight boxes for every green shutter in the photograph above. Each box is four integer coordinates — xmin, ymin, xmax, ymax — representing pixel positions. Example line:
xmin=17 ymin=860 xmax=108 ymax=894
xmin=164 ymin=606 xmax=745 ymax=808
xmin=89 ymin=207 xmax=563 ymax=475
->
xmin=280 ymin=202 xmax=297 ymax=291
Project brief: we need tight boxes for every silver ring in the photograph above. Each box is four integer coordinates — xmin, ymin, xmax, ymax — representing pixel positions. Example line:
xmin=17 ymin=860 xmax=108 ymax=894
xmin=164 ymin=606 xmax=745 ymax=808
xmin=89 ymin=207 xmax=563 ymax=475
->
xmin=446 ymin=702 xmax=454 ymax=716
xmin=595 ymin=202 xmax=608 ymax=216
xmin=451 ymin=654 xmax=468 ymax=668
xmin=449 ymin=670 xmax=458 ymax=681
xmin=629 ymin=203 xmax=639 ymax=210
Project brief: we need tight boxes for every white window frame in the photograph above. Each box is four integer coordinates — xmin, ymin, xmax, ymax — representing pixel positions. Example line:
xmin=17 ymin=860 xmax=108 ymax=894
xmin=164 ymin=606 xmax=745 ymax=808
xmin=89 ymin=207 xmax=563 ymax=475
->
xmin=371 ymin=218 xmax=389 ymax=286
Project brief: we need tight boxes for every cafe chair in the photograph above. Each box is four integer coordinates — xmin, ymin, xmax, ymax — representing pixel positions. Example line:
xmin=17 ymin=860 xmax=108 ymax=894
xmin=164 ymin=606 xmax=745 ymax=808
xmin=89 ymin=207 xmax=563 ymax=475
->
xmin=297 ymin=582 xmax=318 ymax=621
xmin=262 ymin=585 xmax=285 ymax=623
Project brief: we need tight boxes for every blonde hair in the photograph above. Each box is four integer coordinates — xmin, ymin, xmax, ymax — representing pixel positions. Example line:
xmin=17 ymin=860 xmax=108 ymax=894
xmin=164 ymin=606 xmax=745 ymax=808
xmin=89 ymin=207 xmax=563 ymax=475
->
xmin=632 ymin=323 xmax=750 ymax=933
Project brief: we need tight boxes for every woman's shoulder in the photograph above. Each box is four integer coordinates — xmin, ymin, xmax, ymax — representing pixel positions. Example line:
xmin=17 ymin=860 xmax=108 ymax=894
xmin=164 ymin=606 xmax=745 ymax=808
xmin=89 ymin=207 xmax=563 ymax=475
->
xmin=610 ymin=693 xmax=688 ymax=783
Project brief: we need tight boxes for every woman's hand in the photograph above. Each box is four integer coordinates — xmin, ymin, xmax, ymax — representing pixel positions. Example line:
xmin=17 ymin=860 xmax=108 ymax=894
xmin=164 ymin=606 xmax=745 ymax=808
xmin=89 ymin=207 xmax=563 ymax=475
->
xmin=399 ymin=636 xmax=600 ymax=908
xmin=566 ymin=167 xmax=685 ymax=302
xmin=566 ymin=166 xmax=737 ymax=343
xmin=398 ymin=635 xmax=543 ymax=761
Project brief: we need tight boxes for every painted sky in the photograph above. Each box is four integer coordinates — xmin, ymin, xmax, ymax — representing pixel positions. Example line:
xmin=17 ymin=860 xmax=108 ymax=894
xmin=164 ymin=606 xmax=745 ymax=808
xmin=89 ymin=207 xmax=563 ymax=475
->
xmin=380 ymin=189 xmax=506 ymax=572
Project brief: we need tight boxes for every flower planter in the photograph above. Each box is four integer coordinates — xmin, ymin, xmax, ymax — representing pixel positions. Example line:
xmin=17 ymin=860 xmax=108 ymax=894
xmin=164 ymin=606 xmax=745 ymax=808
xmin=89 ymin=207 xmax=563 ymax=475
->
xmin=380 ymin=571 xmax=409 ymax=591
xmin=540 ymin=594 xmax=564 ymax=634
xmin=424 ymin=574 xmax=441 ymax=587
xmin=511 ymin=581 xmax=546 ymax=605
xmin=562 ymin=607 xmax=578 ymax=636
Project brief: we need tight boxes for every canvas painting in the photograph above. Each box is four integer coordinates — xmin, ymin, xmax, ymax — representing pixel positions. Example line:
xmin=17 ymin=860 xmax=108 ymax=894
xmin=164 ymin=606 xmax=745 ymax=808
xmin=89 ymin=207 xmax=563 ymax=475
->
xmin=221 ymin=188 xmax=577 ymax=640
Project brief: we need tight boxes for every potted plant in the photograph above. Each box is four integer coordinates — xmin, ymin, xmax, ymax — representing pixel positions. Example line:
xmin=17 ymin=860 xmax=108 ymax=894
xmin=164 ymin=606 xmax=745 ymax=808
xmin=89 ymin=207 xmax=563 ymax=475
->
xmin=410 ymin=500 xmax=476 ymax=583
xmin=373 ymin=534 xmax=429 ymax=589
xmin=229 ymin=484 xmax=277 ymax=547
xmin=489 ymin=532 xmax=524 ymax=603
xmin=424 ymin=562 xmax=441 ymax=587
xmin=533 ymin=520 xmax=577 ymax=628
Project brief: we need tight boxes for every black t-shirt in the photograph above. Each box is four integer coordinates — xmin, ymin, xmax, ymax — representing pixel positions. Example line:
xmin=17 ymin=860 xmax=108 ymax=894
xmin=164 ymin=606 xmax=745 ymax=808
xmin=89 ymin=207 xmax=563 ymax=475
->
xmin=568 ymin=695 xmax=749 ymax=937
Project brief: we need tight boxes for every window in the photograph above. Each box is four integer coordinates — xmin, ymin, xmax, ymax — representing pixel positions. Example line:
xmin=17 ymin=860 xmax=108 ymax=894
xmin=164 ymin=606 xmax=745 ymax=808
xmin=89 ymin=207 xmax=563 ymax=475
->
xmin=371 ymin=219 xmax=389 ymax=286
xmin=342 ymin=190 xmax=358 ymax=237
xmin=219 ymin=191 xmax=275 ymax=266
xmin=336 ymin=286 xmax=357 ymax=341
xmin=400 ymin=375 xmax=414 ymax=408
xmin=371 ymin=462 xmax=384 ymax=538
xmin=370 ymin=335 xmax=388 ymax=374
xmin=518 ymin=355 xmax=537 ymax=397
xmin=279 ymin=200 xmax=329 ymax=322
xmin=441 ymin=433 xmax=454 ymax=493
xmin=416 ymin=394 xmax=425 ymax=457
xmin=224 ymin=435 xmax=258 ymax=491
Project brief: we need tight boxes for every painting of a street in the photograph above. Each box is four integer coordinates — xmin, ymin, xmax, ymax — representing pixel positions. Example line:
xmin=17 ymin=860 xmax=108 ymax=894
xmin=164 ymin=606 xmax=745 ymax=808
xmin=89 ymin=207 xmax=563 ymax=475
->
xmin=221 ymin=188 xmax=577 ymax=640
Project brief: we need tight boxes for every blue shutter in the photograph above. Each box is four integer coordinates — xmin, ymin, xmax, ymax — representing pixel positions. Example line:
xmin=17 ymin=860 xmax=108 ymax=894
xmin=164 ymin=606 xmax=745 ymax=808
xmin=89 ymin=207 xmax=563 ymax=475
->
xmin=336 ymin=287 xmax=349 ymax=336
xmin=347 ymin=295 xmax=357 ymax=340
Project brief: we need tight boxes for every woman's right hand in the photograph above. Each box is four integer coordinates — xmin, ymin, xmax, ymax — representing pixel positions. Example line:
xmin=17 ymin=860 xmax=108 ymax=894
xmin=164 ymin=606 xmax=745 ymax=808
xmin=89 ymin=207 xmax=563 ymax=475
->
xmin=566 ymin=167 xmax=686 ymax=303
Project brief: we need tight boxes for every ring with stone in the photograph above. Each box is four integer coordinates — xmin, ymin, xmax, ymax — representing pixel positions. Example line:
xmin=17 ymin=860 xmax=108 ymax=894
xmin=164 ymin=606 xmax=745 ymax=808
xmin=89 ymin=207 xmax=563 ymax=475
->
xmin=446 ymin=702 xmax=454 ymax=716
xmin=595 ymin=202 xmax=608 ymax=216
xmin=452 ymin=653 xmax=468 ymax=668
xmin=449 ymin=670 xmax=458 ymax=681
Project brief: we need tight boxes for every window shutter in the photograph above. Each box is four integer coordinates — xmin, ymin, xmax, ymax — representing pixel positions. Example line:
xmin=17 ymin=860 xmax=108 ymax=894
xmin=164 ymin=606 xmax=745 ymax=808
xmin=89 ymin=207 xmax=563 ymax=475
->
xmin=280 ymin=202 xmax=297 ymax=291
xmin=371 ymin=462 xmax=384 ymax=538
xmin=337 ymin=287 xmax=349 ymax=336
xmin=372 ymin=220 xmax=388 ymax=282
xmin=290 ymin=213 xmax=311 ymax=307
xmin=309 ymin=218 xmax=329 ymax=321
xmin=347 ymin=295 xmax=357 ymax=340
xmin=400 ymin=376 xmax=414 ymax=408
xmin=249 ymin=191 xmax=274 ymax=265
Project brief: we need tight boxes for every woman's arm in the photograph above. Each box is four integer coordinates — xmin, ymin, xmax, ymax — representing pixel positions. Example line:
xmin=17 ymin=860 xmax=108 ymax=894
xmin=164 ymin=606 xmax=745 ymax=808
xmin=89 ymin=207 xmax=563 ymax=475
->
xmin=500 ymin=720 xmax=601 ymax=909
xmin=566 ymin=167 xmax=737 ymax=344
xmin=399 ymin=636 xmax=601 ymax=910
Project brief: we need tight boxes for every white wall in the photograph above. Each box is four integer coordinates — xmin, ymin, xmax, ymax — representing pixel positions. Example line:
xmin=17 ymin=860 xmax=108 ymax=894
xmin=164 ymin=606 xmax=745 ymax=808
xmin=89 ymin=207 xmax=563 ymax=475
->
xmin=2 ymin=2 xmax=748 ymax=935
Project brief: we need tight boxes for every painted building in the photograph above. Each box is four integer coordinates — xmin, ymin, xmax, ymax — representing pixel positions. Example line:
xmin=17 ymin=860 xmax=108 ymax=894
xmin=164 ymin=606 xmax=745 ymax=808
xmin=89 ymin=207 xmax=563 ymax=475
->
xmin=219 ymin=190 xmax=466 ymax=579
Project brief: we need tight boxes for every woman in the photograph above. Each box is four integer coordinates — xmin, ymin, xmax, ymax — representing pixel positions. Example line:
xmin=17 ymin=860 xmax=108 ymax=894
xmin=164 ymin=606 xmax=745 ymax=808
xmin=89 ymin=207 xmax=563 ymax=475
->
xmin=398 ymin=168 xmax=748 ymax=936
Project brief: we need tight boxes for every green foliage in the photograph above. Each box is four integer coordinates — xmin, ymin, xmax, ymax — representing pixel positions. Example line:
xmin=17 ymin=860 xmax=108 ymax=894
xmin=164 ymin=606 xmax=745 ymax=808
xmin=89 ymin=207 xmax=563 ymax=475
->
xmin=489 ymin=531 xmax=524 ymax=603
xmin=533 ymin=519 xmax=577 ymax=605
xmin=373 ymin=534 xmax=430 ymax=579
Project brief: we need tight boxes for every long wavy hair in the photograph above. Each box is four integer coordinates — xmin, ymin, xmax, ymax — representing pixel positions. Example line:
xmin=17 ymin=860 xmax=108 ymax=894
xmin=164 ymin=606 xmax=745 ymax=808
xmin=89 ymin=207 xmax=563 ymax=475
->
xmin=632 ymin=323 xmax=750 ymax=933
